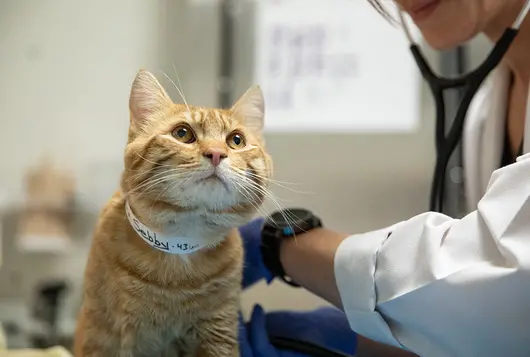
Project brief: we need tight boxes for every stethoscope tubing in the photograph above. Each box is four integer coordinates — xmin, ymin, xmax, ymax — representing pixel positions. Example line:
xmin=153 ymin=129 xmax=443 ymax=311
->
xmin=270 ymin=336 xmax=353 ymax=357
xmin=399 ymin=1 xmax=530 ymax=212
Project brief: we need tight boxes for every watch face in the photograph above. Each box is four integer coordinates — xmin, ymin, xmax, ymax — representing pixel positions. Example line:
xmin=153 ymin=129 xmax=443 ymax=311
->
xmin=267 ymin=208 xmax=312 ymax=228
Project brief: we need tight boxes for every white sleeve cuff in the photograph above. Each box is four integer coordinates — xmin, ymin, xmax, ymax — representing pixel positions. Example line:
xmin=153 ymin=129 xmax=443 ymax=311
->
xmin=334 ymin=226 xmax=404 ymax=348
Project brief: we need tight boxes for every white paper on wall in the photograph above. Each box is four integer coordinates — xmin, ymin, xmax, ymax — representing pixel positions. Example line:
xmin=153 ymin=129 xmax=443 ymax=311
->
xmin=253 ymin=0 xmax=422 ymax=133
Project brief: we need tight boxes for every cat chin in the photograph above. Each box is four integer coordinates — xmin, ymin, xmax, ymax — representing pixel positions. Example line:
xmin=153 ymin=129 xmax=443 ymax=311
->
xmin=174 ymin=179 xmax=243 ymax=210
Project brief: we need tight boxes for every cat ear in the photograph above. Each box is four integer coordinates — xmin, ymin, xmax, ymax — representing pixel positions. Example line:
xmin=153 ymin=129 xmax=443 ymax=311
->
xmin=230 ymin=85 xmax=265 ymax=134
xmin=129 ymin=69 xmax=172 ymax=126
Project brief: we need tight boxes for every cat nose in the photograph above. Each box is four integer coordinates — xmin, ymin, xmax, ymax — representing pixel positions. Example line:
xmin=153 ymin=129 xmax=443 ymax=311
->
xmin=203 ymin=149 xmax=227 ymax=167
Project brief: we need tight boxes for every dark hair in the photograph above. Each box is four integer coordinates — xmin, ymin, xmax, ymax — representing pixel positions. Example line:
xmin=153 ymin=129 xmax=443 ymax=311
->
xmin=367 ymin=0 xmax=397 ymax=24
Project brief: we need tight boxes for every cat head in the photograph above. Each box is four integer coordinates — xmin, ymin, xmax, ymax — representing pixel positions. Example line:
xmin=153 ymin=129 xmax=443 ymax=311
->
xmin=122 ymin=70 xmax=272 ymax=223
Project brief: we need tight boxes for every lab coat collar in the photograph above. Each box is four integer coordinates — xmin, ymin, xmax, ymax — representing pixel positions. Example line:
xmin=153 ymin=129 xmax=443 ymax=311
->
xmin=478 ymin=64 xmax=511 ymax=200
xmin=462 ymin=62 xmax=511 ymax=212
xmin=523 ymin=81 xmax=530 ymax=155
xmin=463 ymin=61 xmax=530 ymax=212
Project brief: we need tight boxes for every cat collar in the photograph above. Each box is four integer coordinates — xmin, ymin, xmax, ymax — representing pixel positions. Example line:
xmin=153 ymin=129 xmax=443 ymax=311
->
xmin=125 ymin=201 xmax=209 ymax=254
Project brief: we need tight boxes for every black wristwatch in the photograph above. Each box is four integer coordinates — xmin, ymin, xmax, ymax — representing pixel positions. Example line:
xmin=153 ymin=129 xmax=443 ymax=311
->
xmin=260 ymin=208 xmax=322 ymax=287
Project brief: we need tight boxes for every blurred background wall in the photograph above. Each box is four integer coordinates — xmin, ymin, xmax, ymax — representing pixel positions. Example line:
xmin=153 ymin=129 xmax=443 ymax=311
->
xmin=0 ymin=0 xmax=492 ymax=350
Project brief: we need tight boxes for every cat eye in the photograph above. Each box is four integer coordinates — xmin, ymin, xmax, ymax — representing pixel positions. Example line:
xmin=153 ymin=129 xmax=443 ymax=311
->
xmin=171 ymin=124 xmax=196 ymax=144
xmin=226 ymin=132 xmax=246 ymax=149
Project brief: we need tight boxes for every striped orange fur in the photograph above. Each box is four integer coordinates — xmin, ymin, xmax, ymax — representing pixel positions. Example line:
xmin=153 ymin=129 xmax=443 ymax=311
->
xmin=74 ymin=69 xmax=272 ymax=357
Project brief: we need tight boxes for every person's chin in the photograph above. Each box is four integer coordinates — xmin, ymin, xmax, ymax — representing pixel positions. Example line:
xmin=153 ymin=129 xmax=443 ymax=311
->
xmin=413 ymin=11 xmax=479 ymax=50
xmin=422 ymin=34 xmax=463 ymax=51
xmin=419 ymin=25 xmax=478 ymax=51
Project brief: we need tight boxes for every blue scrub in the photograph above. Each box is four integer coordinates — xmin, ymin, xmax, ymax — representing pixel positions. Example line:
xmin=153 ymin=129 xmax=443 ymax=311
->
xmin=238 ymin=218 xmax=358 ymax=357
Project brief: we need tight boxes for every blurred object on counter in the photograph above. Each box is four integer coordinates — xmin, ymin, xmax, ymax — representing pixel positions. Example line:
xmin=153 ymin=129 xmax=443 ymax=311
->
xmin=0 ymin=189 xmax=5 ymax=269
xmin=29 ymin=280 xmax=71 ymax=350
xmin=0 ymin=324 xmax=5 ymax=350
xmin=16 ymin=159 xmax=75 ymax=254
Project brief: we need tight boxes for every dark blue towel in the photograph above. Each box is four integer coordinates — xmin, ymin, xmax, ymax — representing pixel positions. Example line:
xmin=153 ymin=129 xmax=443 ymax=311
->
xmin=238 ymin=218 xmax=357 ymax=357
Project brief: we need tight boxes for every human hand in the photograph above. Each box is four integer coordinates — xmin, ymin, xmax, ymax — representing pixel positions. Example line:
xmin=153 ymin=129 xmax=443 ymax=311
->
xmin=238 ymin=219 xmax=358 ymax=356
xmin=239 ymin=304 xmax=357 ymax=357
xmin=239 ymin=218 xmax=274 ymax=289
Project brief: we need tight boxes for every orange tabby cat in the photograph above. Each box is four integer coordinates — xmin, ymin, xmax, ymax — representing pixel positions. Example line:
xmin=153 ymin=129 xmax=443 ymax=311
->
xmin=74 ymin=69 xmax=272 ymax=357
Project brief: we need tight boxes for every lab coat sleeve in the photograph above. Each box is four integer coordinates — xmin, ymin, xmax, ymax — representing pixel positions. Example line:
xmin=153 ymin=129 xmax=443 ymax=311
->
xmin=334 ymin=152 xmax=530 ymax=357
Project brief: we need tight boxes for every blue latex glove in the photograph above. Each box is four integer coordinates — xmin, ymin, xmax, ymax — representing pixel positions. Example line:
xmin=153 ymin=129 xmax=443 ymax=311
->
xmin=239 ymin=305 xmax=358 ymax=357
xmin=237 ymin=219 xmax=358 ymax=357
xmin=239 ymin=217 xmax=274 ymax=288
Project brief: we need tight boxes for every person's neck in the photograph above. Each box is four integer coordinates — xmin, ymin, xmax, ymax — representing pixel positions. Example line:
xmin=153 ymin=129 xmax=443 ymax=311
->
xmin=483 ymin=0 xmax=530 ymax=84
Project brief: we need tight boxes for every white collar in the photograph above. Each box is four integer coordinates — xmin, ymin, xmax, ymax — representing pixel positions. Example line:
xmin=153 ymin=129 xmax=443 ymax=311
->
xmin=523 ymin=81 xmax=530 ymax=155
xmin=124 ymin=201 xmax=209 ymax=254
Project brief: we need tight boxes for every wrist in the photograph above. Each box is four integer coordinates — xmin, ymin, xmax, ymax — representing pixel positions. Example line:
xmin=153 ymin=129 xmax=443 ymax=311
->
xmin=279 ymin=228 xmax=345 ymax=273
xmin=260 ymin=208 xmax=323 ymax=286
xmin=278 ymin=227 xmax=327 ymax=272
xmin=279 ymin=228 xmax=348 ymax=308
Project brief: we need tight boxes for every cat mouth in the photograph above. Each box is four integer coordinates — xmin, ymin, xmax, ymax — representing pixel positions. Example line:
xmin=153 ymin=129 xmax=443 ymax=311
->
xmin=203 ymin=175 xmax=221 ymax=182
xmin=197 ymin=171 xmax=230 ymax=191
xmin=198 ymin=169 xmax=219 ymax=181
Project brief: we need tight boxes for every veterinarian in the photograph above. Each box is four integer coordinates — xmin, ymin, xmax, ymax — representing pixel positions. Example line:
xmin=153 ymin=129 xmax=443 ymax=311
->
xmin=237 ymin=0 xmax=530 ymax=356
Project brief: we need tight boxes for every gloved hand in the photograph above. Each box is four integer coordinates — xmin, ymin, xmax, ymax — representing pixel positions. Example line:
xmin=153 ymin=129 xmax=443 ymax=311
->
xmin=238 ymin=218 xmax=358 ymax=357
xmin=239 ymin=218 xmax=274 ymax=288
xmin=239 ymin=305 xmax=357 ymax=357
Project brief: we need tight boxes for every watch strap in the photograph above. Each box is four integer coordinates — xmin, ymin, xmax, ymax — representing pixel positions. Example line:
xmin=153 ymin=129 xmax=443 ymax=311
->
xmin=260 ymin=210 xmax=322 ymax=287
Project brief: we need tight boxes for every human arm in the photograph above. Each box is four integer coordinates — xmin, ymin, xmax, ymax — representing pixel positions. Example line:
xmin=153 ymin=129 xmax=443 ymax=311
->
xmin=307 ymin=153 xmax=530 ymax=357
xmin=238 ymin=219 xmax=415 ymax=357
xmin=277 ymin=229 xmax=418 ymax=357
xmin=278 ymin=228 xmax=347 ymax=309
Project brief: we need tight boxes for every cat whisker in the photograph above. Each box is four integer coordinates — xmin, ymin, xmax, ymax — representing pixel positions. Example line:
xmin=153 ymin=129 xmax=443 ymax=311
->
xmin=133 ymin=151 xmax=175 ymax=169
xmin=230 ymin=170 xmax=297 ymax=202
xmin=231 ymin=181 xmax=270 ymax=220
xmin=129 ymin=170 xmax=190 ymax=192
xmin=126 ymin=166 xmax=190 ymax=183
xmin=123 ymin=168 xmax=152 ymax=173
xmin=147 ymin=177 xmax=186 ymax=221
xmin=236 ymin=170 xmax=304 ymax=187
xmin=127 ymin=172 xmax=190 ymax=199
xmin=232 ymin=179 xmax=261 ymax=205
xmin=172 ymin=63 xmax=191 ymax=113
xmin=146 ymin=171 xmax=189 ymax=201
xmin=127 ymin=180 xmax=171 ymax=200
xmin=232 ymin=168 xmax=314 ymax=195
xmin=241 ymin=180 xmax=302 ymax=227
xmin=231 ymin=173 xmax=305 ymax=234
xmin=160 ymin=70 xmax=191 ymax=113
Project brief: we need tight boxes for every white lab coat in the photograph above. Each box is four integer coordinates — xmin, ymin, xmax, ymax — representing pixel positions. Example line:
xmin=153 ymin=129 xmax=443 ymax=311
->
xmin=334 ymin=62 xmax=530 ymax=357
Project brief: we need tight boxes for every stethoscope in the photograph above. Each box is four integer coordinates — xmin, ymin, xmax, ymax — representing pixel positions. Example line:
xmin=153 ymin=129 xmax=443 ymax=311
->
xmin=269 ymin=2 xmax=530 ymax=357
xmin=399 ymin=1 xmax=530 ymax=213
